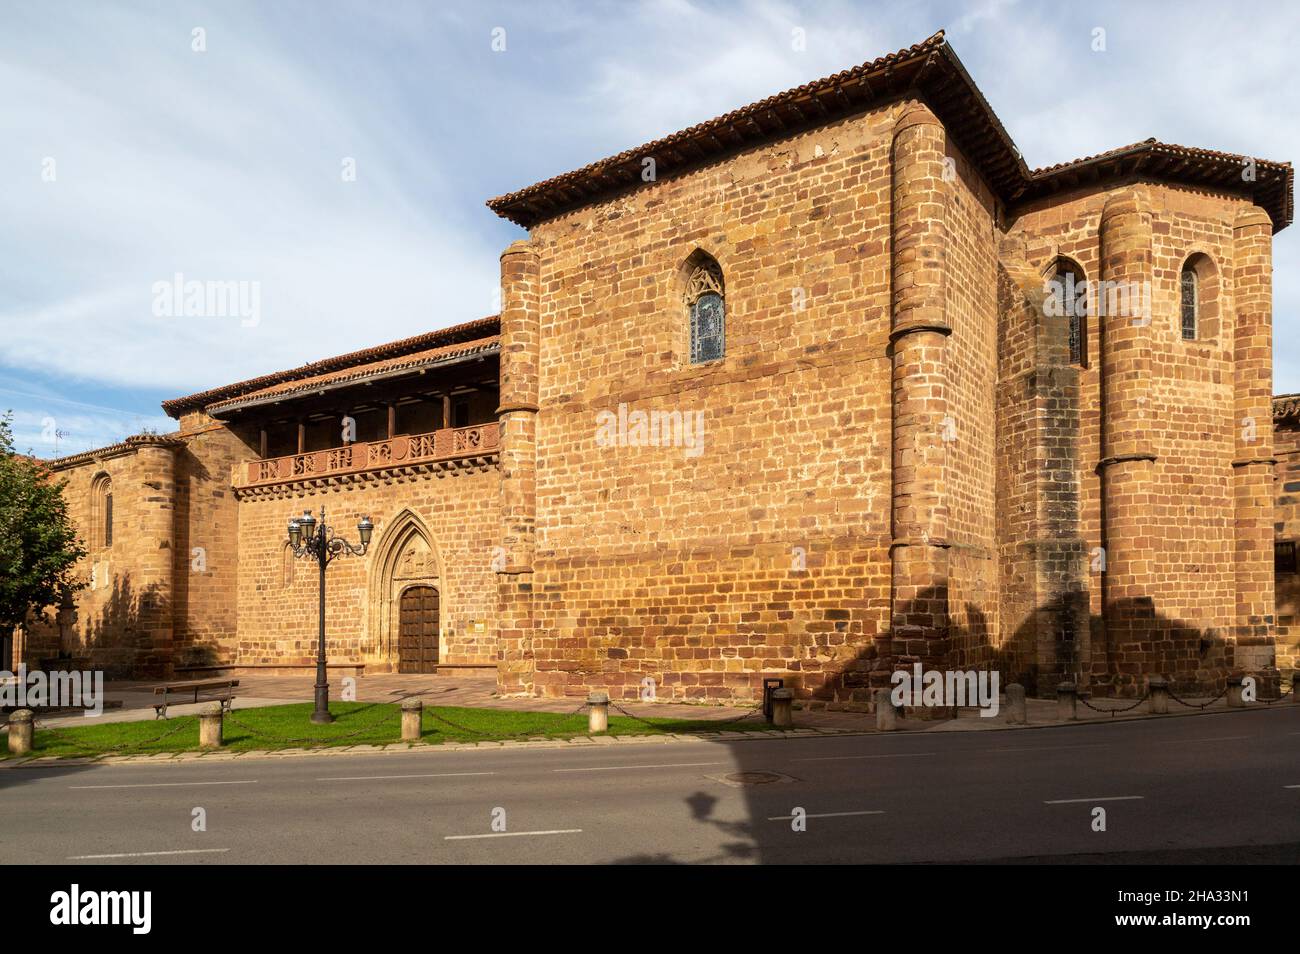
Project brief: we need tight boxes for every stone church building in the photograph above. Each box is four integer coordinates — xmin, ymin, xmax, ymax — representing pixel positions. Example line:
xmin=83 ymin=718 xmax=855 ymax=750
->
xmin=13 ymin=32 xmax=1298 ymax=700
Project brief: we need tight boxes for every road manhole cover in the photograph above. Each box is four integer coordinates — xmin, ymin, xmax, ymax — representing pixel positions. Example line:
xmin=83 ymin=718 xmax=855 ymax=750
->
xmin=707 ymin=770 xmax=799 ymax=788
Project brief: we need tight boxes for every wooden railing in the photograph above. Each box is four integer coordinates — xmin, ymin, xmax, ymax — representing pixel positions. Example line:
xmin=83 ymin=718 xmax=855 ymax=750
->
xmin=241 ymin=423 xmax=499 ymax=487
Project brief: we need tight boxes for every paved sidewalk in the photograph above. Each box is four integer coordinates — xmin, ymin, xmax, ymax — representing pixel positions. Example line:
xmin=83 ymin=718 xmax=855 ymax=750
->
xmin=3 ymin=670 xmax=1292 ymax=733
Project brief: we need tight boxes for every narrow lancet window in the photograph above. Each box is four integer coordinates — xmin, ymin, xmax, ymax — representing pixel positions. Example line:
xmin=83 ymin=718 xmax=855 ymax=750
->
xmin=685 ymin=257 xmax=725 ymax=364
xmin=1180 ymin=262 xmax=1198 ymax=340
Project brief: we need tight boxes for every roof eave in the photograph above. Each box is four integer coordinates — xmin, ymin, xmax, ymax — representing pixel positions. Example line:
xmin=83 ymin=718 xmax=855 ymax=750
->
xmin=1023 ymin=141 xmax=1293 ymax=232
xmin=485 ymin=32 xmax=1293 ymax=234
xmin=206 ymin=343 xmax=501 ymax=419
xmin=161 ymin=315 xmax=501 ymax=419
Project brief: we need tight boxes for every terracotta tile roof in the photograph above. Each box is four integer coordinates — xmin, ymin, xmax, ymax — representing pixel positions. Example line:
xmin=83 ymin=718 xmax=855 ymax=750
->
xmin=1025 ymin=139 xmax=1293 ymax=225
xmin=162 ymin=315 xmax=499 ymax=418
xmin=205 ymin=335 xmax=500 ymax=416
xmin=46 ymin=433 xmax=183 ymax=472
xmin=486 ymin=30 xmax=1292 ymax=232
xmin=1275 ymin=393 xmax=1300 ymax=423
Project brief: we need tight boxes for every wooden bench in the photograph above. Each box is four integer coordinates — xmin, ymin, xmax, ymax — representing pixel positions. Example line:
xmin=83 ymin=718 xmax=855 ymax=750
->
xmin=153 ymin=680 xmax=239 ymax=719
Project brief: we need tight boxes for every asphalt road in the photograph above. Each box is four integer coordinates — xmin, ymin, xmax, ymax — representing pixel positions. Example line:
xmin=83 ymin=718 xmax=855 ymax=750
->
xmin=2 ymin=706 xmax=1297 ymax=864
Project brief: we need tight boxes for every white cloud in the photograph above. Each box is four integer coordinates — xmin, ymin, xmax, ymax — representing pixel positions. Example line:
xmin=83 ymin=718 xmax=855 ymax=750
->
xmin=2 ymin=0 xmax=1297 ymax=453
xmin=0 ymin=1 xmax=499 ymax=403
xmin=580 ymin=0 xmax=889 ymax=146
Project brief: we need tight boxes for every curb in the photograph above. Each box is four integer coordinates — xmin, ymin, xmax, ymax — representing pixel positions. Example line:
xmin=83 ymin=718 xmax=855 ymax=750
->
xmin=0 ymin=725 xmax=853 ymax=768
xmin=1 ymin=697 xmax=1292 ymax=769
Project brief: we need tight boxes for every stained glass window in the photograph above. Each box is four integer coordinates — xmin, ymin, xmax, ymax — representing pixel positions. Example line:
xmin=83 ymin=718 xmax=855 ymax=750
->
xmin=685 ymin=259 xmax=725 ymax=364
xmin=1180 ymin=263 xmax=1198 ymax=340
xmin=1057 ymin=260 xmax=1086 ymax=366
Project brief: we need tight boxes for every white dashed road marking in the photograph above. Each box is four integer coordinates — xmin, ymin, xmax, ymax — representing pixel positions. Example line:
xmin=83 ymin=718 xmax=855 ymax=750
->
xmin=69 ymin=780 xmax=258 ymax=790
xmin=317 ymin=772 xmax=496 ymax=781
xmin=551 ymin=761 xmax=725 ymax=773
xmin=444 ymin=829 xmax=582 ymax=840
xmin=69 ymin=848 xmax=230 ymax=860
xmin=766 ymin=810 xmax=885 ymax=821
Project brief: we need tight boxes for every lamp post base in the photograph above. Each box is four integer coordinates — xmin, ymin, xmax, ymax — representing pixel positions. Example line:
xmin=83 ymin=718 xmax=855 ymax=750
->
xmin=312 ymin=684 xmax=333 ymax=724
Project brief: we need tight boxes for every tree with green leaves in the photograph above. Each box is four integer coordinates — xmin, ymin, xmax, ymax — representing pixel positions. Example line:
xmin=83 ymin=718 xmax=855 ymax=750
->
xmin=0 ymin=413 xmax=86 ymax=640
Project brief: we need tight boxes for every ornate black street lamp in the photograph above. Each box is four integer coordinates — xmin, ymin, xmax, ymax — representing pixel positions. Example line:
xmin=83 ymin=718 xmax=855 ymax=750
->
xmin=287 ymin=507 xmax=373 ymax=724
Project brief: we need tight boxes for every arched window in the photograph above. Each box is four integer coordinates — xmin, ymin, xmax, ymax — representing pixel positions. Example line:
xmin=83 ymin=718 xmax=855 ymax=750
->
xmin=684 ymin=255 xmax=725 ymax=364
xmin=1178 ymin=253 xmax=1219 ymax=343
xmin=1053 ymin=258 xmax=1087 ymax=367
xmin=1180 ymin=260 xmax=1199 ymax=340
xmin=91 ymin=474 xmax=113 ymax=550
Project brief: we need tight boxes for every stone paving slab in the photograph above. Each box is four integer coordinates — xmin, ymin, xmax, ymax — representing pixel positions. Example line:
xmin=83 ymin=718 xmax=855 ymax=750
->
xmin=20 ymin=670 xmax=1274 ymax=731
xmin=2 ymin=670 xmax=1294 ymax=767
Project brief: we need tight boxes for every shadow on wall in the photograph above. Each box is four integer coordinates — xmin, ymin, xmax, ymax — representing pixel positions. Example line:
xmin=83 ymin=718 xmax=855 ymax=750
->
xmin=1005 ymin=590 xmax=1239 ymax=698
xmin=793 ymin=585 xmax=993 ymax=706
xmin=1002 ymin=594 xmax=1240 ymax=697
xmin=171 ymin=644 xmax=220 ymax=671
xmin=81 ymin=572 xmax=173 ymax=679
xmin=171 ymin=446 xmax=218 ymax=673
xmin=786 ymin=585 xmax=1243 ymax=704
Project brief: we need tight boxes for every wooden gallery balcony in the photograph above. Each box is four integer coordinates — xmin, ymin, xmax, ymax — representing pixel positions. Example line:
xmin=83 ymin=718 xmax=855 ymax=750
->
xmin=236 ymin=423 xmax=500 ymax=491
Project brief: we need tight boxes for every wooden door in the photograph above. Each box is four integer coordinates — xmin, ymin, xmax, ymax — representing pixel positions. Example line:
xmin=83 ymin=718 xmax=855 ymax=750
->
xmin=398 ymin=586 xmax=439 ymax=673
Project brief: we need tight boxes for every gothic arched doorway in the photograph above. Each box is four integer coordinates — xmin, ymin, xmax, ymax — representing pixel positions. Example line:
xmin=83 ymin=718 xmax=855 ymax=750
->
xmin=367 ymin=509 xmax=443 ymax=672
xmin=398 ymin=585 xmax=440 ymax=673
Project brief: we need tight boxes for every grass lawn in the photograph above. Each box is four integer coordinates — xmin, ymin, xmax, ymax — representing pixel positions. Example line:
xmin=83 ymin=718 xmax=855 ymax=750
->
xmin=2 ymin=702 xmax=784 ymax=760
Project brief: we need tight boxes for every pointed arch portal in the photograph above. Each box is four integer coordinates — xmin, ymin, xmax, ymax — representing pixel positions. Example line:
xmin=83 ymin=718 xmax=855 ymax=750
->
xmin=368 ymin=509 xmax=443 ymax=670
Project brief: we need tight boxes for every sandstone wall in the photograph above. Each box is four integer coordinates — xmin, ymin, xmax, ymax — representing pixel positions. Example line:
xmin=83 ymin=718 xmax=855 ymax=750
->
xmin=523 ymin=101 xmax=971 ymax=702
xmin=1005 ymin=184 xmax=1273 ymax=693
xmin=235 ymin=466 xmax=501 ymax=669
xmin=26 ymin=437 xmax=179 ymax=676
xmin=171 ymin=415 xmax=255 ymax=669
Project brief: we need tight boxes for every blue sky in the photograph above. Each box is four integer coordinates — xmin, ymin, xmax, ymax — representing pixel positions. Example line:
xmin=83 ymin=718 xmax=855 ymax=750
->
xmin=3 ymin=0 xmax=1298 ymax=457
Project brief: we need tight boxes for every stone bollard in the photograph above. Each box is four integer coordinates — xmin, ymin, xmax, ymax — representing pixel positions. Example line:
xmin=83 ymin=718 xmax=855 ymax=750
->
xmin=1005 ymin=683 xmax=1027 ymax=724
xmin=6 ymin=709 xmax=34 ymax=755
xmin=1056 ymin=683 xmax=1078 ymax=722
xmin=198 ymin=701 xmax=224 ymax=749
xmin=401 ymin=698 xmax=423 ymax=742
xmin=587 ymin=692 xmax=610 ymax=733
xmin=1226 ymin=675 xmax=1247 ymax=708
xmin=874 ymin=689 xmax=898 ymax=731
xmin=1147 ymin=676 xmax=1170 ymax=715
xmin=770 ymin=688 xmax=794 ymax=728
